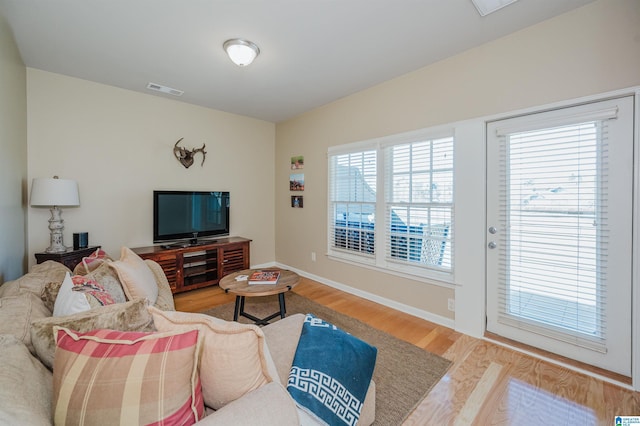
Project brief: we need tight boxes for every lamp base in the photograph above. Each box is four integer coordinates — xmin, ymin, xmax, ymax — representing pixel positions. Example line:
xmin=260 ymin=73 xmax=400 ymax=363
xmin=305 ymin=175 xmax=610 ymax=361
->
xmin=45 ymin=206 xmax=68 ymax=253
xmin=45 ymin=245 xmax=68 ymax=254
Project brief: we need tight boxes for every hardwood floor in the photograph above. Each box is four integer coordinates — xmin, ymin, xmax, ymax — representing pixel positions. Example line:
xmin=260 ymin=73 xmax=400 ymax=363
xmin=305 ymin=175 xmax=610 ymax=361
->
xmin=174 ymin=278 xmax=640 ymax=425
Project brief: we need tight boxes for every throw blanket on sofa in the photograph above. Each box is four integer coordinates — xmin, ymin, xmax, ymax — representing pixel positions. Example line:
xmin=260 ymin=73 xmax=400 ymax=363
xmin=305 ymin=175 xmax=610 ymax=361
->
xmin=287 ymin=314 xmax=377 ymax=426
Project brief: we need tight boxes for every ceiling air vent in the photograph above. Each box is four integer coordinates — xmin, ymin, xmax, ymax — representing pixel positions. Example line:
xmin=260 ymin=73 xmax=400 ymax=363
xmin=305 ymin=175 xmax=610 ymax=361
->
xmin=146 ymin=82 xmax=184 ymax=96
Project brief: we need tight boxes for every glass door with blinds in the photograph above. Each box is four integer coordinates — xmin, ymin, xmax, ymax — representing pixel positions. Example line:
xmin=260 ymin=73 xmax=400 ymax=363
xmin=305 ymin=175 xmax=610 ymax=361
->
xmin=486 ymin=96 xmax=634 ymax=375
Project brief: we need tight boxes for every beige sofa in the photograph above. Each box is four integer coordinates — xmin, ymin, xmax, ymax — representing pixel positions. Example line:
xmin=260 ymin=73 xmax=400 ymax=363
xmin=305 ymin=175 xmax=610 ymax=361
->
xmin=0 ymin=259 xmax=375 ymax=425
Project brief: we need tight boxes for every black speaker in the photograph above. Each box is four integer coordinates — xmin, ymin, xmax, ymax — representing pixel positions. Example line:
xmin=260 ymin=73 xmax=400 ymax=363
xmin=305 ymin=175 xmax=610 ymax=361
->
xmin=73 ymin=232 xmax=88 ymax=250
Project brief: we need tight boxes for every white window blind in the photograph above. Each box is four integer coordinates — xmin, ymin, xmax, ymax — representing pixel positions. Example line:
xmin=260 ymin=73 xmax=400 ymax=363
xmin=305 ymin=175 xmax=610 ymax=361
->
xmin=496 ymin=118 xmax=611 ymax=351
xmin=328 ymin=149 xmax=377 ymax=260
xmin=383 ymin=136 xmax=454 ymax=272
xmin=328 ymin=127 xmax=456 ymax=282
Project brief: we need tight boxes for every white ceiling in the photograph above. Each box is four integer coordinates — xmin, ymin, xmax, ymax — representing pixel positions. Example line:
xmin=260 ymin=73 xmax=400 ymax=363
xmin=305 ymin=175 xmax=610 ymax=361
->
xmin=0 ymin=0 xmax=595 ymax=123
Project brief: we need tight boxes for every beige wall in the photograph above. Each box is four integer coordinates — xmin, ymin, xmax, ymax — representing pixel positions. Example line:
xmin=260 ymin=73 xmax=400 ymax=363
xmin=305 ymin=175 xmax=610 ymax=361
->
xmin=275 ymin=0 xmax=640 ymax=321
xmin=0 ymin=13 xmax=27 ymax=282
xmin=27 ymin=69 xmax=276 ymax=266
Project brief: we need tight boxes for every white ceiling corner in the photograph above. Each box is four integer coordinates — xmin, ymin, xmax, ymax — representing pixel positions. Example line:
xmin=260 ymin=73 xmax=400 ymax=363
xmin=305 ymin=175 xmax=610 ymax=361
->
xmin=0 ymin=0 xmax=596 ymax=123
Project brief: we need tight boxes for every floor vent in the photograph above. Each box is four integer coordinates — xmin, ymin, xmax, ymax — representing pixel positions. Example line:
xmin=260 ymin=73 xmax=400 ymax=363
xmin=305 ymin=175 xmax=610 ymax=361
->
xmin=146 ymin=82 xmax=184 ymax=96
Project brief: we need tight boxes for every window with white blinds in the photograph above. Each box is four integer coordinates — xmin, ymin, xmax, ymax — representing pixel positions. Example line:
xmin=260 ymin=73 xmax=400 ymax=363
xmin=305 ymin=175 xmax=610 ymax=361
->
xmin=496 ymin=117 xmax=611 ymax=351
xmin=328 ymin=149 xmax=377 ymax=261
xmin=327 ymin=128 xmax=455 ymax=281
xmin=383 ymin=136 xmax=454 ymax=272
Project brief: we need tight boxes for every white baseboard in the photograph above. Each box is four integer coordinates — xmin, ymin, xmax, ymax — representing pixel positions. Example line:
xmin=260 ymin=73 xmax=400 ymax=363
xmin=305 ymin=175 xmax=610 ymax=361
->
xmin=272 ymin=262 xmax=455 ymax=330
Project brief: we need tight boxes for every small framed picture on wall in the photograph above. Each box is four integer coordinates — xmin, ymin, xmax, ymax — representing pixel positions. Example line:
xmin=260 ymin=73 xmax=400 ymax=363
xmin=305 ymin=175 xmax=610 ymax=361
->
xmin=291 ymin=155 xmax=304 ymax=170
xmin=291 ymin=195 xmax=303 ymax=208
xmin=289 ymin=173 xmax=304 ymax=191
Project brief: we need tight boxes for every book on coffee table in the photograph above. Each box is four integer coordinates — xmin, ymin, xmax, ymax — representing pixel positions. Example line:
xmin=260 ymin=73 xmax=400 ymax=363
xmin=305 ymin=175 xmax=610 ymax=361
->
xmin=248 ymin=270 xmax=280 ymax=285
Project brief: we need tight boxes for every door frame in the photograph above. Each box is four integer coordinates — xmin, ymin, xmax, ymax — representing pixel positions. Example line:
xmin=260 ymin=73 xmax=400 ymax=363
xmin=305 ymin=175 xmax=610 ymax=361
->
xmin=453 ymin=85 xmax=640 ymax=389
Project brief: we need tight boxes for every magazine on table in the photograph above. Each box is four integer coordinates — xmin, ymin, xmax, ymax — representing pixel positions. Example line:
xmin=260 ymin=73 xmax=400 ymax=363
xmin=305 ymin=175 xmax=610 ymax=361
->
xmin=248 ymin=270 xmax=281 ymax=285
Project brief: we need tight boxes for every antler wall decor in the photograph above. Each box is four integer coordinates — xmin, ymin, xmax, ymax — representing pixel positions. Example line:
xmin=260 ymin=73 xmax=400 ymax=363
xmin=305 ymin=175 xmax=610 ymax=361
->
xmin=173 ymin=138 xmax=207 ymax=168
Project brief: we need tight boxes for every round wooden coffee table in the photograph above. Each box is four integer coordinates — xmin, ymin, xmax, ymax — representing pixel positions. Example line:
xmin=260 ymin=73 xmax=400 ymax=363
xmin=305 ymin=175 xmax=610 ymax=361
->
xmin=218 ymin=269 xmax=300 ymax=325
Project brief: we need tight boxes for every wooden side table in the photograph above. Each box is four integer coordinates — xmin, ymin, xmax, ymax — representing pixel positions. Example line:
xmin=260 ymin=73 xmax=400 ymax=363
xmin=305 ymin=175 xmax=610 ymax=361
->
xmin=219 ymin=269 xmax=300 ymax=326
xmin=34 ymin=246 xmax=100 ymax=271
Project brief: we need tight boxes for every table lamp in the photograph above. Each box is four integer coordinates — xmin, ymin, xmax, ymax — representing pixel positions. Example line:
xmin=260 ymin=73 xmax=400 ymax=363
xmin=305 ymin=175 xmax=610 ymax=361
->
xmin=30 ymin=176 xmax=80 ymax=253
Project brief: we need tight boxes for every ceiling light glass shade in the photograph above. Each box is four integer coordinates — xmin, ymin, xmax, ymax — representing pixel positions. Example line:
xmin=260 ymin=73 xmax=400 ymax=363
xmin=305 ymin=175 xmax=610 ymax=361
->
xmin=471 ymin=0 xmax=519 ymax=16
xmin=223 ymin=39 xmax=260 ymax=67
xmin=30 ymin=177 xmax=80 ymax=207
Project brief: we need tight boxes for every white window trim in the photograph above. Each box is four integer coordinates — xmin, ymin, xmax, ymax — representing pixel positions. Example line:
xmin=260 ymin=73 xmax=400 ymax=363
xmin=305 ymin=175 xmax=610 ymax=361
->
xmin=327 ymin=125 xmax=456 ymax=286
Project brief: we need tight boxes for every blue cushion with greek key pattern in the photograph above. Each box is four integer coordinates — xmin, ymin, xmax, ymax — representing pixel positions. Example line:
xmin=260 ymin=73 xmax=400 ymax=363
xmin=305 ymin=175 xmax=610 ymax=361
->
xmin=287 ymin=314 xmax=377 ymax=426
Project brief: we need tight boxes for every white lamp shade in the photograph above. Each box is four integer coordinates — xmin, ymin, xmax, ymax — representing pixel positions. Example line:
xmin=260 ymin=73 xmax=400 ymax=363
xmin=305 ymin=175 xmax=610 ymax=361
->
xmin=223 ymin=39 xmax=260 ymax=67
xmin=30 ymin=177 xmax=80 ymax=207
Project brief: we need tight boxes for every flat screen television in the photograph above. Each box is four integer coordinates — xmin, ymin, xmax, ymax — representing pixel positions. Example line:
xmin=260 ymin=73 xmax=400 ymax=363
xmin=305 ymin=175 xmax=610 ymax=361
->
xmin=153 ymin=191 xmax=230 ymax=244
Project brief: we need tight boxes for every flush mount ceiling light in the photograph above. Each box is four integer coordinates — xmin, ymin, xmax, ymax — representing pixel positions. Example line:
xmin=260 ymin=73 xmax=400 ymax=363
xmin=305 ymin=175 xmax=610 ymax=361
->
xmin=471 ymin=0 xmax=519 ymax=16
xmin=223 ymin=39 xmax=260 ymax=67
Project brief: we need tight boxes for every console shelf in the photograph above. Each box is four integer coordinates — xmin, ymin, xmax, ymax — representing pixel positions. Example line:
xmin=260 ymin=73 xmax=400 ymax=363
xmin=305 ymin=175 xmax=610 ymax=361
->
xmin=132 ymin=236 xmax=251 ymax=294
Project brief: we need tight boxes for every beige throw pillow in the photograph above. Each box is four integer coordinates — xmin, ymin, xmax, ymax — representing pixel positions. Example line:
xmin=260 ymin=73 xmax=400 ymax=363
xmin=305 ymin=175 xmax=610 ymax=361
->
xmin=30 ymin=299 xmax=155 ymax=370
xmin=145 ymin=260 xmax=175 ymax=311
xmin=148 ymin=307 xmax=277 ymax=410
xmin=108 ymin=247 xmax=158 ymax=304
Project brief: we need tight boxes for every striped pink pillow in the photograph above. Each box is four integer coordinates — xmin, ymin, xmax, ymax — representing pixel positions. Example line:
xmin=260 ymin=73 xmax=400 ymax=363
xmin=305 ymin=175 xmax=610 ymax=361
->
xmin=53 ymin=327 xmax=204 ymax=425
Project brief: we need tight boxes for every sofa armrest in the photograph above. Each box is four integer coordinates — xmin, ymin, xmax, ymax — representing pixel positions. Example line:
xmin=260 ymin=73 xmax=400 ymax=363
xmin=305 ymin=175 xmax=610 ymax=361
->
xmin=195 ymin=382 xmax=299 ymax=426
xmin=262 ymin=313 xmax=376 ymax=426
xmin=261 ymin=313 xmax=305 ymax=384
xmin=0 ymin=335 xmax=53 ymax=425
xmin=0 ymin=261 xmax=70 ymax=299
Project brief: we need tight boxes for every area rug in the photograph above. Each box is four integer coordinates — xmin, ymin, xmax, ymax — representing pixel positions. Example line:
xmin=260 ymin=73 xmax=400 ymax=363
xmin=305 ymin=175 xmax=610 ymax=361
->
xmin=201 ymin=292 xmax=452 ymax=425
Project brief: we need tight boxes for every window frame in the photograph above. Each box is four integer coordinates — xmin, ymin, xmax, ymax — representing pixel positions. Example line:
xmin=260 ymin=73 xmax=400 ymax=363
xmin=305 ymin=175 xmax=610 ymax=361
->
xmin=327 ymin=147 xmax=378 ymax=265
xmin=327 ymin=126 xmax=455 ymax=284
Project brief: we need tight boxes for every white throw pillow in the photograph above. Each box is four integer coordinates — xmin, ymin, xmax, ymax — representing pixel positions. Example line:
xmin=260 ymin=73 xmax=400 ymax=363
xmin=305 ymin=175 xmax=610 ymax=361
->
xmin=52 ymin=272 xmax=91 ymax=316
